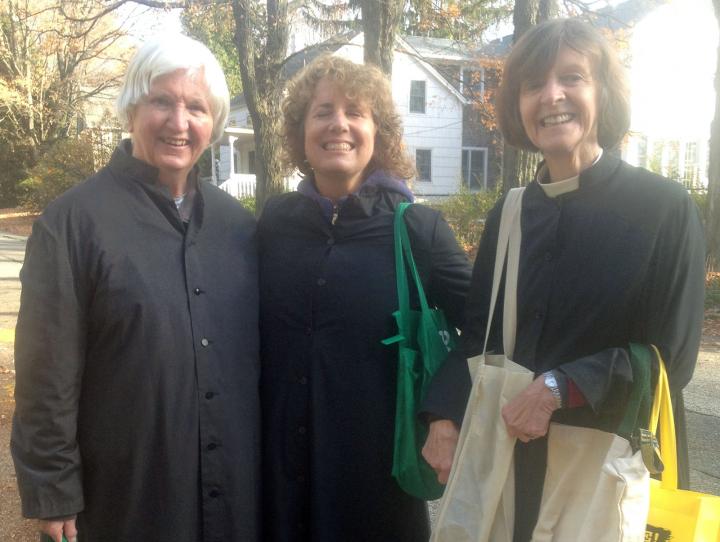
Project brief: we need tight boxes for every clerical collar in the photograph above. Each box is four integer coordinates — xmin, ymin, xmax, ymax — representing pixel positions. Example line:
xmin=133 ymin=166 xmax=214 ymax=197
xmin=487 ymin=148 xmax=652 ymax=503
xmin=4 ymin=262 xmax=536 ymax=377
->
xmin=537 ymin=149 xmax=604 ymax=198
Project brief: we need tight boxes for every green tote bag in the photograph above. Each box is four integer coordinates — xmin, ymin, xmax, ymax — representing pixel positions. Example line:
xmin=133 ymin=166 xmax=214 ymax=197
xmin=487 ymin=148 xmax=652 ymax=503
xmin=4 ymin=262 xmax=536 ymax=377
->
xmin=382 ymin=202 xmax=458 ymax=501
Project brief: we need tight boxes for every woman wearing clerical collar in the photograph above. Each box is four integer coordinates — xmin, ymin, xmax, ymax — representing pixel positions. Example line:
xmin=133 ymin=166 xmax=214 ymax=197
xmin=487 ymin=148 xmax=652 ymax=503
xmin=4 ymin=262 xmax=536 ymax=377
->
xmin=436 ymin=18 xmax=705 ymax=541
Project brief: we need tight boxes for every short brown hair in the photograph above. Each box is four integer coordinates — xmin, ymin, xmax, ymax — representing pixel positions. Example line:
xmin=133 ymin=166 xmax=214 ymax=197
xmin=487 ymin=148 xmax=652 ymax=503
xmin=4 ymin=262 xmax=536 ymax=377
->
xmin=497 ymin=18 xmax=630 ymax=151
xmin=281 ymin=54 xmax=415 ymax=180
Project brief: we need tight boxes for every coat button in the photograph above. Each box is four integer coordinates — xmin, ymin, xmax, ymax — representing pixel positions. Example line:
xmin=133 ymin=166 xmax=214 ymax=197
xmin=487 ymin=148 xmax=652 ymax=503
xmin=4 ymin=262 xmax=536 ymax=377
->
xmin=326 ymin=238 xmax=335 ymax=246
xmin=205 ymin=391 xmax=215 ymax=399
xmin=207 ymin=442 xmax=217 ymax=450
xmin=535 ymin=311 xmax=544 ymax=320
xmin=209 ymin=489 xmax=220 ymax=498
xmin=317 ymin=278 xmax=326 ymax=286
xmin=299 ymin=376 xmax=308 ymax=385
xmin=298 ymin=426 xmax=307 ymax=435
xmin=201 ymin=338 xmax=210 ymax=347
xmin=544 ymin=252 xmax=553 ymax=262
xmin=194 ymin=287 xmax=202 ymax=295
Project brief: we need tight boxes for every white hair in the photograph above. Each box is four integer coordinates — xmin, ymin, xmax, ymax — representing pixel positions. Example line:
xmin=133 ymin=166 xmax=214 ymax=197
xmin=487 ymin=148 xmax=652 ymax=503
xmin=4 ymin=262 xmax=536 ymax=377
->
xmin=116 ymin=34 xmax=230 ymax=143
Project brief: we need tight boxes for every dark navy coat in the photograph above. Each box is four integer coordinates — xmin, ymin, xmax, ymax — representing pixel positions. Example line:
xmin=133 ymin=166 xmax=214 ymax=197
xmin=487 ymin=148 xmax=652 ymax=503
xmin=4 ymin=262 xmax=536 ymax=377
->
xmin=11 ymin=142 xmax=261 ymax=542
xmin=258 ymin=177 xmax=471 ymax=541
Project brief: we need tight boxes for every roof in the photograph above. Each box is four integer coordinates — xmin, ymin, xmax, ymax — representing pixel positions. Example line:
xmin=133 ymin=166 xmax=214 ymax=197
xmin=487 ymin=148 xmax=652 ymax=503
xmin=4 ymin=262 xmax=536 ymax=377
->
xmin=402 ymin=36 xmax=481 ymax=62
xmin=230 ymin=30 xmax=468 ymax=109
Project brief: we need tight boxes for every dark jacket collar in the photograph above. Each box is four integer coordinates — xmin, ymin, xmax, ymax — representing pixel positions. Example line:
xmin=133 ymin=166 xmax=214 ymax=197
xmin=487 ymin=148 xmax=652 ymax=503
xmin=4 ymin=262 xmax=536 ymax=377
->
xmin=109 ymin=139 xmax=200 ymax=199
xmin=297 ymin=169 xmax=414 ymax=222
xmin=108 ymin=139 xmax=203 ymax=233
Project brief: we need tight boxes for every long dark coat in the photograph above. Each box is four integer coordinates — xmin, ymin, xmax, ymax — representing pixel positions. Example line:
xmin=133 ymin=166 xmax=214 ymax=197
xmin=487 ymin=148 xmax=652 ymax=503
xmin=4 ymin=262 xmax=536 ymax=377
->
xmin=11 ymin=142 xmax=261 ymax=542
xmin=425 ymin=152 xmax=706 ymax=542
xmin=258 ymin=177 xmax=471 ymax=542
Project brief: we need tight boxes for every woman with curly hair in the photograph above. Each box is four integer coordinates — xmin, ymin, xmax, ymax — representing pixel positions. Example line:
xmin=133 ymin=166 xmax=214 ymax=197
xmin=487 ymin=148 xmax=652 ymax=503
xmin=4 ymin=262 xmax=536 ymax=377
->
xmin=258 ymin=55 xmax=472 ymax=541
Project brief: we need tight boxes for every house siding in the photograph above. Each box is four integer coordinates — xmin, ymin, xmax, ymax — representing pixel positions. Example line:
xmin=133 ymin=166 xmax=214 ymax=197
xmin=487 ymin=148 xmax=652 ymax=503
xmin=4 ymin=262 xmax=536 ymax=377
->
xmin=221 ymin=34 xmax=467 ymax=197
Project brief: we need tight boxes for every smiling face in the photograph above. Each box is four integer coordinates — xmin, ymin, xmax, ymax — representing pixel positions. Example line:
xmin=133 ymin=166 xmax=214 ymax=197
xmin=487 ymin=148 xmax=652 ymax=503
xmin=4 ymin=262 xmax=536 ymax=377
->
xmin=519 ymin=46 xmax=601 ymax=177
xmin=303 ymin=78 xmax=377 ymax=197
xmin=129 ymin=69 xmax=213 ymax=191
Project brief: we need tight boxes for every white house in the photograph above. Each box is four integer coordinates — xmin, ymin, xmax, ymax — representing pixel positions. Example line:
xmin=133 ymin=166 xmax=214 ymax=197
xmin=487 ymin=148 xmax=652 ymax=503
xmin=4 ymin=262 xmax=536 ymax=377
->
xmin=215 ymin=31 xmax=490 ymax=199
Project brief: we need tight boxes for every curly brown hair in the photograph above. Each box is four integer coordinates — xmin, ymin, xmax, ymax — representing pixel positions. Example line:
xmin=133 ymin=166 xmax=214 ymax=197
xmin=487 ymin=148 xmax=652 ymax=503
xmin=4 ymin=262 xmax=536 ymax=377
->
xmin=281 ymin=54 xmax=415 ymax=180
xmin=497 ymin=18 xmax=630 ymax=152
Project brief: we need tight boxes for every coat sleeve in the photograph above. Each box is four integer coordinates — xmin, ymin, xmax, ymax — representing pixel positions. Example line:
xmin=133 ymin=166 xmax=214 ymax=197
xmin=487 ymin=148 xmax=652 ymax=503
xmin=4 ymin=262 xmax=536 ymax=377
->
xmin=419 ymin=201 xmax=503 ymax=426
xmin=11 ymin=217 xmax=86 ymax=519
xmin=636 ymin=192 xmax=705 ymax=393
xmin=553 ymin=190 xmax=704 ymax=411
xmin=425 ymin=212 xmax=473 ymax=329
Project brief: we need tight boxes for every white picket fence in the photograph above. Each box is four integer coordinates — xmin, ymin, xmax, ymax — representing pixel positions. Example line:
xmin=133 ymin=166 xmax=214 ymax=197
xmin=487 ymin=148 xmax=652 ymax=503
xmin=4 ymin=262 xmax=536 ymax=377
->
xmin=218 ymin=173 xmax=301 ymax=199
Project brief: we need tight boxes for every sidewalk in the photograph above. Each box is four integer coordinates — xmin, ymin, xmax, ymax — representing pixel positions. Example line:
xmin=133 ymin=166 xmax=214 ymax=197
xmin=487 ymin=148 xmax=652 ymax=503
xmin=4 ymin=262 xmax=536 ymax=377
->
xmin=685 ymin=333 xmax=720 ymax=495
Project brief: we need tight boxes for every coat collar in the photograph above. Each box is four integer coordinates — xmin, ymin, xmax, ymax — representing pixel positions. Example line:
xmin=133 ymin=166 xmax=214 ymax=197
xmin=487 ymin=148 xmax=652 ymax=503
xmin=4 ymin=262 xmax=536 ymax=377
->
xmin=297 ymin=169 xmax=414 ymax=222
xmin=527 ymin=149 xmax=623 ymax=202
xmin=108 ymin=139 xmax=204 ymax=234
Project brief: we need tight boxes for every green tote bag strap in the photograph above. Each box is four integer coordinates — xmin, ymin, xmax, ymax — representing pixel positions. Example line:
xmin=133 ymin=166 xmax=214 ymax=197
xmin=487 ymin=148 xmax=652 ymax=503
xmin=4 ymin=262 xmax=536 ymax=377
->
xmin=382 ymin=202 xmax=430 ymax=347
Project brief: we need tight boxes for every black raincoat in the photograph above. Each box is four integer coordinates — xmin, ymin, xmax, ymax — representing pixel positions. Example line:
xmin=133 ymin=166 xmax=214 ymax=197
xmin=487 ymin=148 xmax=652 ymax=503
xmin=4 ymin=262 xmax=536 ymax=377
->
xmin=11 ymin=142 xmax=261 ymax=542
xmin=425 ymin=152 xmax=706 ymax=541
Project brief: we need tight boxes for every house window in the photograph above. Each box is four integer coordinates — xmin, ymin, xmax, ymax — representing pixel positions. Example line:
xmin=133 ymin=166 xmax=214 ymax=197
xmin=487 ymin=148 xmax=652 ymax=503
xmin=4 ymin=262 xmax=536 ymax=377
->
xmin=409 ymin=80 xmax=426 ymax=114
xmin=415 ymin=149 xmax=432 ymax=182
xmin=248 ymin=150 xmax=256 ymax=175
xmin=462 ymin=148 xmax=489 ymax=190
xmin=461 ymin=68 xmax=484 ymax=100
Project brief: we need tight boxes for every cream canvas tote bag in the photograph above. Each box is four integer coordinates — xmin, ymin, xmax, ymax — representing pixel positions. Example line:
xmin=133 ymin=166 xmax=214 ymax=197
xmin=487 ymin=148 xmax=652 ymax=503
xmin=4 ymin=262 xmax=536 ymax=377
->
xmin=432 ymin=188 xmax=532 ymax=542
xmin=432 ymin=187 xmax=650 ymax=542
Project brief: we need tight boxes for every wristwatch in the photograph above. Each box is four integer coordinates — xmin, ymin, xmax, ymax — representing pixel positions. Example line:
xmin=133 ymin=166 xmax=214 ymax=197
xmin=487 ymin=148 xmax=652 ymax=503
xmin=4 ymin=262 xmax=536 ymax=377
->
xmin=543 ymin=371 xmax=562 ymax=409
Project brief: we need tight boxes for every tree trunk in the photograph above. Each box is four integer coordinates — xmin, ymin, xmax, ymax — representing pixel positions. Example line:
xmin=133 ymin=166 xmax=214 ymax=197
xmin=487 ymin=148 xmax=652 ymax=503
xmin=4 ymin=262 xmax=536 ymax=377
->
xmin=537 ymin=0 xmax=557 ymax=23
xmin=512 ymin=0 xmax=537 ymax=43
xmin=361 ymin=0 xmax=402 ymax=76
xmin=232 ymin=0 xmax=289 ymax=213
xmin=502 ymin=0 xmax=537 ymax=193
xmin=707 ymin=0 xmax=720 ymax=270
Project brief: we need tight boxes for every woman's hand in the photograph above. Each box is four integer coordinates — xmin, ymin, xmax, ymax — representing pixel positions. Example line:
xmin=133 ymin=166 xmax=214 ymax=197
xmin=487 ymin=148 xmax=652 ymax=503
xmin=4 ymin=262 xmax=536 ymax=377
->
xmin=38 ymin=516 xmax=77 ymax=542
xmin=502 ymin=376 xmax=559 ymax=443
xmin=421 ymin=419 xmax=460 ymax=484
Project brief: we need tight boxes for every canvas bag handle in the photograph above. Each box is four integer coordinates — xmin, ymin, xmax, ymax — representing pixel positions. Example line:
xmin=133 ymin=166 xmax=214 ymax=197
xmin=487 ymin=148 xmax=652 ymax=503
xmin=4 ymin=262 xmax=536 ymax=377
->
xmin=483 ymin=187 xmax=525 ymax=358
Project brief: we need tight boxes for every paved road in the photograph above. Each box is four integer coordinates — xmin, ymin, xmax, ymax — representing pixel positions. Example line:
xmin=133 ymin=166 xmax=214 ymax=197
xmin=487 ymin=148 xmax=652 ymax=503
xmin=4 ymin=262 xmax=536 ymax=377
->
xmin=0 ymin=234 xmax=24 ymax=342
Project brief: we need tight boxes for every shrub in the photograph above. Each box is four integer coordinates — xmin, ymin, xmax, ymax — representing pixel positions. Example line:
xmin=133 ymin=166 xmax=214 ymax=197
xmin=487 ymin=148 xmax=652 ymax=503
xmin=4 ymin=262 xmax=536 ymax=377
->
xmin=428 ymin=186 xmax=502 ymax=257
xmin=238 ymin=195 xmax=256 ymax=215
xmin=20 ymin=134 xmax=112 ymax=211
xmin=707 ymin=272 xmax=720 ymax=310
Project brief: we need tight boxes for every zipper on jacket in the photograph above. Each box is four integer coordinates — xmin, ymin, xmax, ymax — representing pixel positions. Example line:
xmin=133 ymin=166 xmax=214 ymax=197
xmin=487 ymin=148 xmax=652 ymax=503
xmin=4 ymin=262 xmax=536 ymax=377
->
xmin=331 ymin=204 xmax=339 ymax=225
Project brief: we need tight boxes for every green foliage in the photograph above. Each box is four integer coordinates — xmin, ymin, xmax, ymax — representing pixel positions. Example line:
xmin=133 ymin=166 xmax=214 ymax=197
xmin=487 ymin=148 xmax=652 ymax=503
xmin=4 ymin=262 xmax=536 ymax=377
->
xmin=403 ymin=0 xmax=513 ymax=41
xmin=20 ymin=134 xmax=112 ymax=211
xmin=427 ymin=186 xmax=502 ymax=254
xmin=181 ymin=5 xmax=243 ymax=97
xmin=0 ymin=139 xmax=35 ymax=207
xmin=238 ymin=195 xmax=256 ymax=215
xmin=707 ymin=273 xmax=720 ymax=309
xmin=690 ymin=190 xmax=707 ymax=216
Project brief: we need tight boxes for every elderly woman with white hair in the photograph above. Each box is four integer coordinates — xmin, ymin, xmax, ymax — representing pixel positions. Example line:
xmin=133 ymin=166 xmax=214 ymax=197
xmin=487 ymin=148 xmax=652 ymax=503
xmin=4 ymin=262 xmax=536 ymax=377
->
xmin=11 ymin=35 xmax=260 ymax=542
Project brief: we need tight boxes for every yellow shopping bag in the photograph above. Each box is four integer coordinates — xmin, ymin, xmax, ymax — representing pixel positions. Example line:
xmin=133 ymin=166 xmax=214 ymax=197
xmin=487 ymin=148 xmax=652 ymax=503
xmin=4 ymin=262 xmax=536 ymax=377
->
xmin=645 ymin=346 xmax=720 ymax=542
